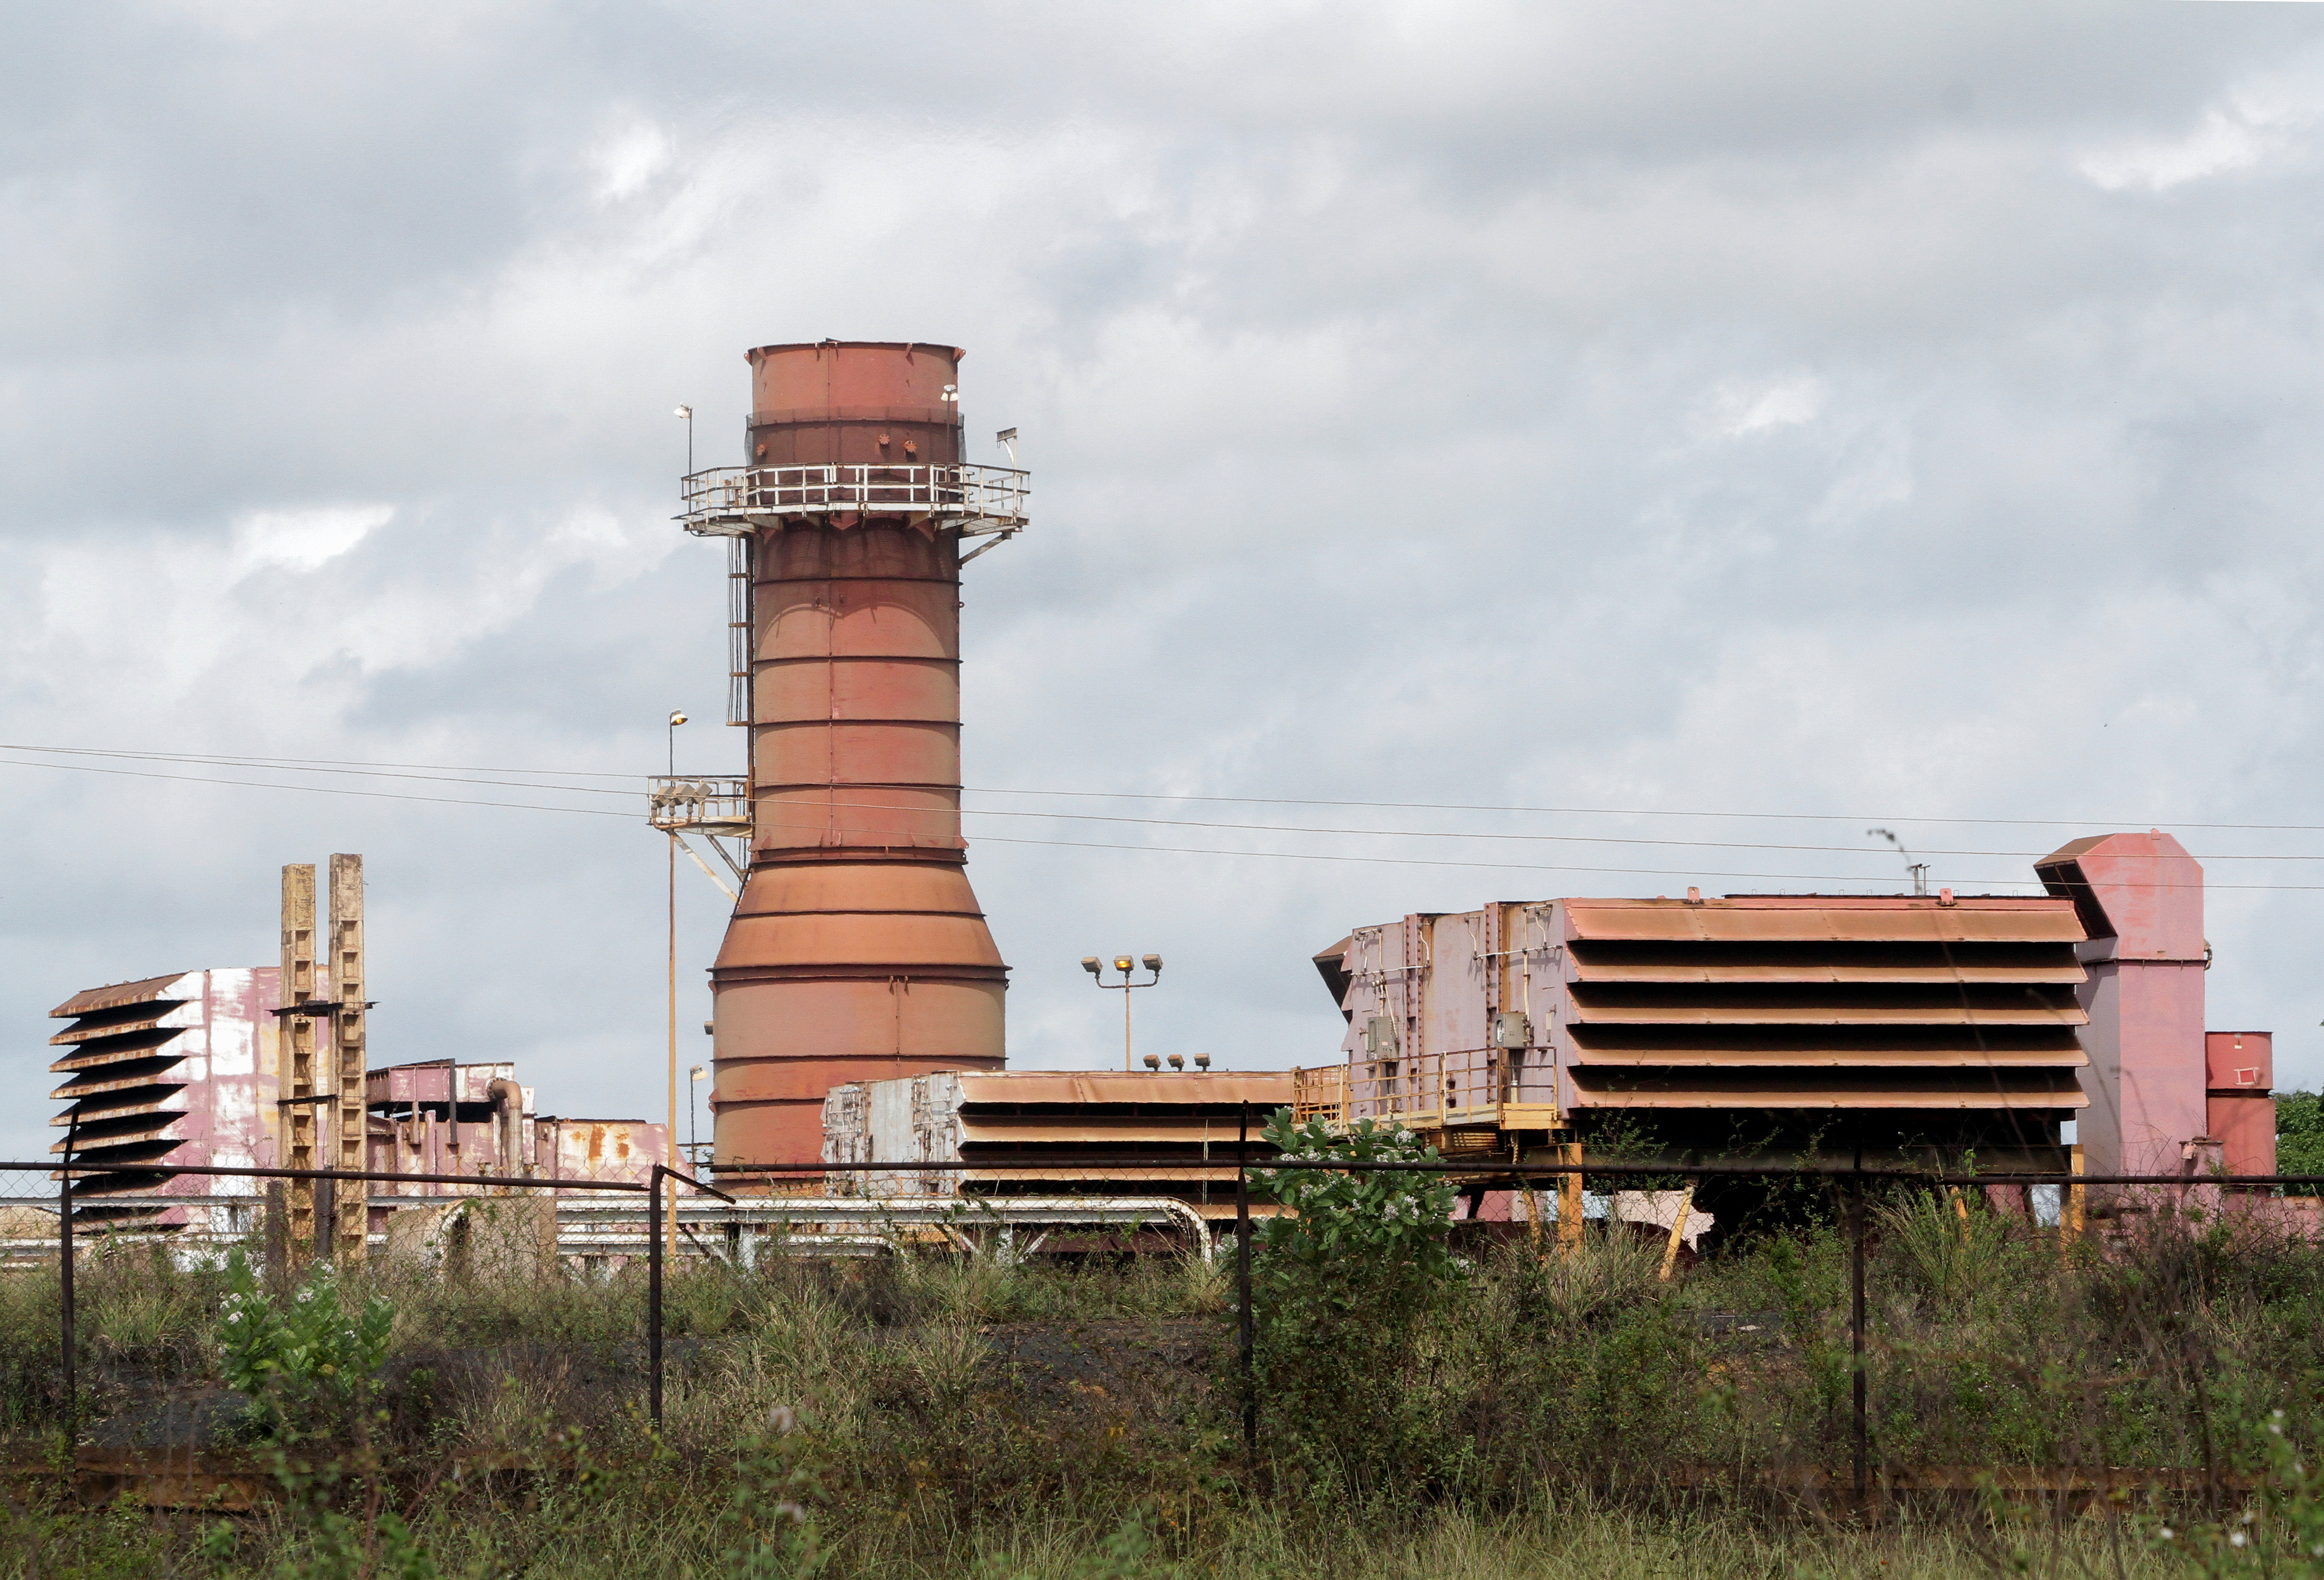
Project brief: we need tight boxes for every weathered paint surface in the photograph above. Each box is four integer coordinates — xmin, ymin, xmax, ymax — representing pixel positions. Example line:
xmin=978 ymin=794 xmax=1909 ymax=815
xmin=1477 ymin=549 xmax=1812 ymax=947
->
xmin=363 ymin=1058 xmax=669 ymax=1192
xmin=2036 ymin=832 xmax=2210 ymax=1177
xmin=711 ymin=341 xmax=1010 ymax=1168
xmin=2206 ymin=1031 xmax=2276 ymax=1178
xmin=47 ymin=968 xmax=281 ymax=1232
xmin=1326 ymin=894 xmax=2090 ymax=1139
xmin=821 ymin=1069 xmax=1290 ymax=1217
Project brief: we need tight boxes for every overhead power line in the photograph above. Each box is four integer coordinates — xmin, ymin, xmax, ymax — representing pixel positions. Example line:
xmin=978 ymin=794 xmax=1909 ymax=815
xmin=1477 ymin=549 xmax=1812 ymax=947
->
xmin=0 ymin=743 xmax=2312 ymax=889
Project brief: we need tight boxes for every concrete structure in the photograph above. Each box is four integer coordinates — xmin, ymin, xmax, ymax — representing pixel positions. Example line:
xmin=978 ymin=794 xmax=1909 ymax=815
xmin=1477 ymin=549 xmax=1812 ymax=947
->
xmin=676 ymin=340 xmax=1030 ymax=1168
xmin=47 ymin=970 xmax=281 ymax=1231
xmin=821 ymin=1069 xmax=1290 ymax=1220
xmin=1307 ymin=830 xmax=2273 ymax=1177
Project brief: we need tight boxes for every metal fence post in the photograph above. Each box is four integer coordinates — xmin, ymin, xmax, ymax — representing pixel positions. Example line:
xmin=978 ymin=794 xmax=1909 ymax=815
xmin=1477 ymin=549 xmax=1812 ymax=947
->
xmin=1850 ymin=1158 xmax=1868 ymax=1502
xmin=1236 ymin=1100 xmax=1255 ymax=1455
xmin=648 ymin=1164 xmax=665 ymax=1428
xmin=59 ymin=1115 xmax=76 ymax=1438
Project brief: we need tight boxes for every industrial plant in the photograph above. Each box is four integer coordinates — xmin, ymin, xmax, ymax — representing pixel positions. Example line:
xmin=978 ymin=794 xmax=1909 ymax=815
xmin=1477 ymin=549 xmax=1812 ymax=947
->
xmin=39 ymin=338 xmax=2296 ymax=1261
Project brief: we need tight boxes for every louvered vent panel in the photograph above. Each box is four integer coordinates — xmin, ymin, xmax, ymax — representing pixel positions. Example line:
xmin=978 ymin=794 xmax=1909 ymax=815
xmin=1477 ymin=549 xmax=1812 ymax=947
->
xmin=1561 ymin=898 xmax=2090 ymax=1112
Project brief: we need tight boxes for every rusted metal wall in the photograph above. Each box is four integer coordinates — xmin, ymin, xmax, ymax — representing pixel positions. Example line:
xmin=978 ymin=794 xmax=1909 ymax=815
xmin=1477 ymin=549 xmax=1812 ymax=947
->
xmin=1320 ymin=893 xmax=2096 ymax=1165
xmin=711 ymin=341 xmax=1009 ymax=1168
xmin=2035 ymin=832 xmax=2211 ymax=1178
xmin=821 ymin=1069 xmax=1290 ymax=1219
xmin=2205 ymin=1030 xmax=2275 ymax=1178
xmin=47 ymin=969 xmax=281 ymax=1231
xmin=362 ymin=1058 xmax=668 ymax=1192
xmin=1314 ymin=832 xmax=2270 ymax=1174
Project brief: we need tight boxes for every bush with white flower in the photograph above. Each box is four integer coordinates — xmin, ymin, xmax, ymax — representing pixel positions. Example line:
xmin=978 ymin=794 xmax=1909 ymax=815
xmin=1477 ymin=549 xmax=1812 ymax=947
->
xmin=1249 ymin=1111 xmax=1460 ymax=1319
xmin=216 ymin=1246 xmax=394 ymax=1439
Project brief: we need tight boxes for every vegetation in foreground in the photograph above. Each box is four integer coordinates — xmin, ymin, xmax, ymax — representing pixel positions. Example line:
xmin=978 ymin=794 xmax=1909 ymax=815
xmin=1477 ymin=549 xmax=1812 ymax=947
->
xmin=3 ymin=1117 xmax=2324 ymax=1577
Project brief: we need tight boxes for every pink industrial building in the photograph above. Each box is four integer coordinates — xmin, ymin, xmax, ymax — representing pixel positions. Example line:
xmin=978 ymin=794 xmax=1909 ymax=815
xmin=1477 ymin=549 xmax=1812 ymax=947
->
xmin=1306 ymin=828 xmax=2279 ymax=1187
xmin=49 ymin=980 xmax=669 ymax=1241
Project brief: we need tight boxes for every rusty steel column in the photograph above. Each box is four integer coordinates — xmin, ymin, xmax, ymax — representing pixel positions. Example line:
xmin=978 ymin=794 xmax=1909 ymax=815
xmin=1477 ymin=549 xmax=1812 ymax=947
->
xmin=328 ymin=854 xmax=368 ymax=1264
xmin=710 ymin=341 xmax=1008 ymax=1167
xmin=278 ymin=864 xmax=320 ymax=1257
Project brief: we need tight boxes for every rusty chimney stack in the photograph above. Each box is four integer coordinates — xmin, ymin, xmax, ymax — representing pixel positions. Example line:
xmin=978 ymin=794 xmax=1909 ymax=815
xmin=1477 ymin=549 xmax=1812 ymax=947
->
xmin=685 ymin=340 xmax=1024 ymax=1167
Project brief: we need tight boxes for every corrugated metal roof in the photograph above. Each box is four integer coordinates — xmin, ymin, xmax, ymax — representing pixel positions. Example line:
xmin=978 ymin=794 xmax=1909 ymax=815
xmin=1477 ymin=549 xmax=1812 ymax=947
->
xmin=48 ymin=1029 xmax=189 ymax=1072
xmin=48 ymin=973 xmax=200 ymax=1020
xmin=1568 ymin=1004 xmax=2088 ymax=1027
xmin=1567 ymin=1067 xmax=2089 ymax=1110
xmin=959 ymin=1119 xmax=1270 ymax=1144
xmin=1565 ymin=899 xmax=2083 ymax=944
xmin=1567 ymin=1047 xmax=2090 ymax=1068
xmin=954 ymin=1072 xmax=1293 ymax=1106
xmin=1571 ymin=961 xmax=2087 ymax=985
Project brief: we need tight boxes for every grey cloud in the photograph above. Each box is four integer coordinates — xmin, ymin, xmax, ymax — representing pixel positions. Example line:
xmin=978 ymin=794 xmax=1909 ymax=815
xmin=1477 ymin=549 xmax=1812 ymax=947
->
xmin=4 ymin=3 xmax=2323 ymax=1161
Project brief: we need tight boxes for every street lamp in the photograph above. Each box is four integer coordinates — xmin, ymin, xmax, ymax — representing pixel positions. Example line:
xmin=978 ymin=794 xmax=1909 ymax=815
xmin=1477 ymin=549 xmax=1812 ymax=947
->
xmin=1084 ymin=953 xmax=1163 ymax=1072
xmin=688 ymin=1064 xmax=708 ymax=1166
xmin=675 ymin=405 xmax=694 ymax=477
xmin=665 ymin=708 xmax=689 ymax=1257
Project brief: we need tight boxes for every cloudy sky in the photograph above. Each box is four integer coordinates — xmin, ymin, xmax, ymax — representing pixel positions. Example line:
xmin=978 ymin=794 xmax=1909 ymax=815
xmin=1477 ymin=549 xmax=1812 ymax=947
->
xmin=6 ymin=1 xmax=2324 ymax=1161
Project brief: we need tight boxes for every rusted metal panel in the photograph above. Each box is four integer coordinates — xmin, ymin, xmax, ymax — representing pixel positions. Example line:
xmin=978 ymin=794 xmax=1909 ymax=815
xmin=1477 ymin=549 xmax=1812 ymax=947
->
xmin=2206 ymin=1030 xmax=2272 ymax=1091
xmin=47 ymin=968 xmax=281 ymax=1225
xmin=822 ymin=1069 xmax=1289 ymax=1207
xmin=47 ymin=973 xmax=202 ymax=1020
xmin=1568 ymin=1046 xmax=2091 ymax=1068
xmin=328 ymin=854 xmax=367 ymax=1263
xmin=1320 ymin=884 xmax=2107 ymax=1143
xmin=952 ymin=1072 xmax=1293 ymax=1107
xmin=1571 ymin=961 xmax=2087 ymax=984
xmin=960 ymin=1119 xmax=1277 ymax=1144
xmin=1569 ymin=1003 xmax=2089 ymax=1027
xmin=1568 ymin=1069 xmax=2090 ymax=1109
xmin=2208 ymin=1090 xmax=2277 ymax=1176
xmin=2036 ymin=832 xmax=2208 ymax=1177
xmin=1564 ymin=897 xmax=2084 ymax=944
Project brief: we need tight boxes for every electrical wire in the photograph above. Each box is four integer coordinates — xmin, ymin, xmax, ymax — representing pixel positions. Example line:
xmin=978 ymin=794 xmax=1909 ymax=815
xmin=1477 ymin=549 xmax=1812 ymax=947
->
xmin=6 ymin=742 xmax=2324 ymax=860
xmin=0 ymin=743 xmax=2316 ymax=887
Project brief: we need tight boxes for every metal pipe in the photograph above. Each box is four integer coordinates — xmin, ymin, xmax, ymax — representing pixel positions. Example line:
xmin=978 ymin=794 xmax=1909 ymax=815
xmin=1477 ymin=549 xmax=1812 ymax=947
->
xmin=697 ymin=1160 xmax=2324 ymax=1186
xmin=1851 ymin=1154 xmax=1867 ymax=1500
xmin=0 ymin=1161 xmax=648 ymax=1191
xmin=648 ymin=1163 xmax=664 ymax=1428
xmin=59 ymin=1113 xmax=76 ymax=1436
xmin=16 ymin=1158 xmax=2320 ymax=1189
xmin=1236 ymin=1100 xmax=1255 ymax=1455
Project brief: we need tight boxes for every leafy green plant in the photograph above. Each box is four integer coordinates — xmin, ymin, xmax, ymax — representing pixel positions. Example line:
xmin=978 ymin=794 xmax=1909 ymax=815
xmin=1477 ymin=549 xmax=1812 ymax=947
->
xmin=717 ymin=1403 xmax=829 ymax=1579
xmin=1248 ymin=1111 xmax=1459 ymax=1323
xmin=1244 ymin=1111 xmax=1461 ymax=1493
xmin=216 ymin=1248 xmax=393 ymax=1437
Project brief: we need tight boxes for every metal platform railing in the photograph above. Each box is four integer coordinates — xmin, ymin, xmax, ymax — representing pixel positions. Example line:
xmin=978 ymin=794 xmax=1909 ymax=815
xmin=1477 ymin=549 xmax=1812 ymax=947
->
xmin=678 ymin=462 xmax=1029 ymax=537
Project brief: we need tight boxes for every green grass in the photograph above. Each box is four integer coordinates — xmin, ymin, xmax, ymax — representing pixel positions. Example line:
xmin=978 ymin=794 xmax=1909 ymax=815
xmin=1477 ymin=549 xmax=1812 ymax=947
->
xmin=6 ymin=1198 xmax=2324 ymax=1577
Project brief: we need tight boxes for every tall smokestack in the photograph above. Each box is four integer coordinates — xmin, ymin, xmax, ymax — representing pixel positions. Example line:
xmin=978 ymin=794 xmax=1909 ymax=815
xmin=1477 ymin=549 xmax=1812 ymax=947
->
xmin=693 ymin=341 xmax=1017 ymax=1167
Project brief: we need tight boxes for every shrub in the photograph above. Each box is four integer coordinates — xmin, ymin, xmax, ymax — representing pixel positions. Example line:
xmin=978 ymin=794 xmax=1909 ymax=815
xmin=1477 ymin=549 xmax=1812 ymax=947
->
xmin=216 ymin=1248 xmax=392 ymax=1439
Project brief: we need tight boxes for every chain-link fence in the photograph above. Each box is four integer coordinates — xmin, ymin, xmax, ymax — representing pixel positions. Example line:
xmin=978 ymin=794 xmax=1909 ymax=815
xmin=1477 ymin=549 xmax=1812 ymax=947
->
xmin=8 ymin=1141 xmax=2324 ymax=1503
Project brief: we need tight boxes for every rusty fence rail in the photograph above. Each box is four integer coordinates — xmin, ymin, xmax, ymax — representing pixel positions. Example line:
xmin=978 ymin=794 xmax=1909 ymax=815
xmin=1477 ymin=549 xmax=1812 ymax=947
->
xmin=11 ymin=1155 xmax=728 ymax=1430
xmin=14 ymin=1129 xmax=2324 ymax=1463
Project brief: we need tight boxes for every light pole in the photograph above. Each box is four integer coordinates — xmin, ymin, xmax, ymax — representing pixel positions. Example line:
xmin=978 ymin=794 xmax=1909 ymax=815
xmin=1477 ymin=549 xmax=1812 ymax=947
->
xmin=675 ymin=405 xmax=694 ymax=478
xmin=688 ymin=1064 xmax=707 ymax=1166
xmin=1084 ymin=953 xmax=1163 ymax=1072
xmin=667 ymin=708 xmax=687 ymax=1256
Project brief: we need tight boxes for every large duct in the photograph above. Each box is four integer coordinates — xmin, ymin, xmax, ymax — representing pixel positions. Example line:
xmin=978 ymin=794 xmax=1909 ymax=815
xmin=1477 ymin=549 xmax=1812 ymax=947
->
xmin=703 ymin=341 xmax=1012 ymax=1167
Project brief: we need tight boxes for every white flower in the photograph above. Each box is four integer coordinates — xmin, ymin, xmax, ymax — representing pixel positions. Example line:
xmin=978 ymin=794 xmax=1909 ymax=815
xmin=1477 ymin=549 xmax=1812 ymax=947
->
xmin=2229 ymin=1532 xmax=2247 ymax=1548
